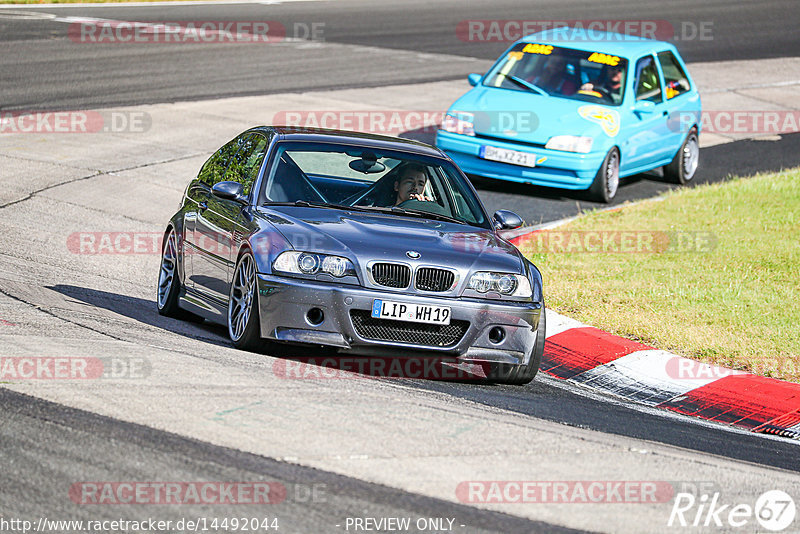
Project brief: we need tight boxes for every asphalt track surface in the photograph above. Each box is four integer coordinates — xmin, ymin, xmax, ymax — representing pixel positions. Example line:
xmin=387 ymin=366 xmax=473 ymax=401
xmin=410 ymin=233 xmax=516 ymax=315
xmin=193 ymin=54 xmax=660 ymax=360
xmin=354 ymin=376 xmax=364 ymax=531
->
xmin=2 ymin=1 xmax=800 ymax=532
xmin=1 ymin=389 xmax=578 ymax=533
xmin=3 ymin=0 xmax=800 ymax=225
xmin=1 ymin=0 xmax=799 ymax=110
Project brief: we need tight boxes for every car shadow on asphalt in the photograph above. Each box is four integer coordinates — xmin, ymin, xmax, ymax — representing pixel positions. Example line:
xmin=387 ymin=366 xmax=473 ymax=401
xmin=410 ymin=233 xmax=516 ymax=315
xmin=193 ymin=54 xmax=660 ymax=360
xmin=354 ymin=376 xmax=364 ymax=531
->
xmin=48 ymin=284 xmax=232 ymax=347
xmin=275 ymin=352 xmax=513 ymax=384
xmin=47 ymin=284 xmax=512 ymax=383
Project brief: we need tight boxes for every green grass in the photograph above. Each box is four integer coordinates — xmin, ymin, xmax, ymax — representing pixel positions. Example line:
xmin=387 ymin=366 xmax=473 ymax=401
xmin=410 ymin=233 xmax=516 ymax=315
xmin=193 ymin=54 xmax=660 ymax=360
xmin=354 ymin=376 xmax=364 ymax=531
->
xmin=521 ymin=168 xmax=800 ymax=382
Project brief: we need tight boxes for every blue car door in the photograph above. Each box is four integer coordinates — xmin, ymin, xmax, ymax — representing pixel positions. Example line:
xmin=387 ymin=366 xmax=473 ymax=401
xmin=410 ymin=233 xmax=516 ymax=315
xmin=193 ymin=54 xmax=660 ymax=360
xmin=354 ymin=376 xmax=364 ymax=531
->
xmin=619 ymin=54 xmax=672 ymax=173
xmin=657 ymin=50 xmax=700 ymax=155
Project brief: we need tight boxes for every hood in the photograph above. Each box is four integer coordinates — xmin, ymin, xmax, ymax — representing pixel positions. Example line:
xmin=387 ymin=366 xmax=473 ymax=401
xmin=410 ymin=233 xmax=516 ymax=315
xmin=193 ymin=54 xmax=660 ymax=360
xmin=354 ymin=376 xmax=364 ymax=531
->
xmin=450 ymin=86 xmax=618 ymax=145
xmin=262 ymin=206 xmax=525 ymax=274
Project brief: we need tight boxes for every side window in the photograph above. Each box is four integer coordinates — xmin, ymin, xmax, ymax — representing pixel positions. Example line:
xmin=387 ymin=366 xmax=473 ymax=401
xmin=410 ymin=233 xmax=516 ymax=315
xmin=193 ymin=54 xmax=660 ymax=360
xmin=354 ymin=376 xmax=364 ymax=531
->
xmin=658 ymin=51 xmax=691 ymax=99
xmin=224 ymin=134 xmax=269 ymax=195
xmin=198 ymin=135 xmax=246 ymax=186
xmin=634 ymin=56 xmax=662 ymax=103
xmin=438 ymin=167 xmax=480 ymax=224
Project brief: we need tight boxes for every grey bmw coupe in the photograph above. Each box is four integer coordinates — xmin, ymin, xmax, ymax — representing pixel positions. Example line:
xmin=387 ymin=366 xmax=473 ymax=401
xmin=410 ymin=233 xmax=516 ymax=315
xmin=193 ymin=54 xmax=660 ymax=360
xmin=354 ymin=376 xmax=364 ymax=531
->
xmin=157 ymin=127 xmax=545 ymax=384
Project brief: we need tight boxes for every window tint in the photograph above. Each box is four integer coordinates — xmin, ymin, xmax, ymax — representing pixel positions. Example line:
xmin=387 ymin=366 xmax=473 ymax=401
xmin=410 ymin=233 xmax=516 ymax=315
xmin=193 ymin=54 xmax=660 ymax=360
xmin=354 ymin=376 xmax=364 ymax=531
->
xmin=198 ymin=135 xmax=245 ymax=186
xmin=225 ymin=134 xmax=269 ymax=195
xmin=658 ymin=51 xmax=691 ymax=99
xmin=484 ymin=43 xmax=628 ymax=106
xmin=260 ymin=142 xmax=489 ymax=228
xmin=634 ymin=56 xmax=662 ymax=103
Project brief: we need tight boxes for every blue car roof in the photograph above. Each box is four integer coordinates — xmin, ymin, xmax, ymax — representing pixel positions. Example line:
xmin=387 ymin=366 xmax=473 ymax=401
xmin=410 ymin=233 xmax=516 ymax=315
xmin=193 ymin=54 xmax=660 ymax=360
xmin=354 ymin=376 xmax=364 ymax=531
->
xmin=520 ymin=28 xmax=676 ymax=59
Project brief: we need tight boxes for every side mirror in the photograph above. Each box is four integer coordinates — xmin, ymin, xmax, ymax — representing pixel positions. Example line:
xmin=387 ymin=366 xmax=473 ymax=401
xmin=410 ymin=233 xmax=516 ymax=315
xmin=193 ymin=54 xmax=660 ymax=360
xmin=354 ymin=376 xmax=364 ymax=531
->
xmin=493 ymin=210 xmax=524 ymax=230
xmin=211 ymin=181 xmax=246 ymax=203
xmin=467 ymin=73 xmax=482 ymax=87
xmin=633 ymin=100 xmax=656 ymax=114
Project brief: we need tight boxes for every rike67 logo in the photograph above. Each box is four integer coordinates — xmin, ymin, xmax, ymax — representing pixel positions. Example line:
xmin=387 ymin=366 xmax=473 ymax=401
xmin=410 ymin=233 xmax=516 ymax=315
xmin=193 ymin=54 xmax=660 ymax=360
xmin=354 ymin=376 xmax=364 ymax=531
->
xmin=669 ymin=490 xmax=796 ymax=531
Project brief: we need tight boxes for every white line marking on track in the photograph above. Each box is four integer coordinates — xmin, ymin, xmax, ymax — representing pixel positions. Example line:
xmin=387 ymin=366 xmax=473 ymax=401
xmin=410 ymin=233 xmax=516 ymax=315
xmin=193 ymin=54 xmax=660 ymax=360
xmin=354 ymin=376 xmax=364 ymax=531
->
xmin=0 ymin=0 xmax=324 ymax=8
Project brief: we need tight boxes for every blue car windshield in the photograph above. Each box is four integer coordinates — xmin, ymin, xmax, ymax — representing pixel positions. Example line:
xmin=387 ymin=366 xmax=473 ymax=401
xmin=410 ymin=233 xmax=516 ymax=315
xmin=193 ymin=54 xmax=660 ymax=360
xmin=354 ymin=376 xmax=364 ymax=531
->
xmin=485 ymin=43 xmax=628 ymax=106
xmin=259 ymin=141 xmax=490 ymax=228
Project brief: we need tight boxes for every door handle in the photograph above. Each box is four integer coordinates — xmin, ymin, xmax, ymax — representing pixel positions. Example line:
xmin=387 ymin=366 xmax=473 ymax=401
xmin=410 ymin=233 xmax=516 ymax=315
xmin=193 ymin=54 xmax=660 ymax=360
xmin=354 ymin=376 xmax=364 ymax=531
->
xmin=199 ymin=201 xmax=208 ymax=211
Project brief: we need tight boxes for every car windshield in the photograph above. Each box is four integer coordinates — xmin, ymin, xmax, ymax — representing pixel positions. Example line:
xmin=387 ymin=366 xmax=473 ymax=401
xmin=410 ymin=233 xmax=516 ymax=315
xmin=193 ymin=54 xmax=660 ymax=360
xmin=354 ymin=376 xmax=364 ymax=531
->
xmin=485 ymin=43 xmax=628 ymax=106
xmin=259 ymin=141 xmax=489 ymax=228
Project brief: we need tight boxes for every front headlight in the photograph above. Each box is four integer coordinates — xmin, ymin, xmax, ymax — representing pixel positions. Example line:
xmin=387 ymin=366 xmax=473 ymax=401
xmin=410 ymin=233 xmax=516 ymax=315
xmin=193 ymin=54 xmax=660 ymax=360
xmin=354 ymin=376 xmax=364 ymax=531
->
xmin=273 ymin=251 xmax=355 ymax=278
xmin=442 ymin=111 xmax=475 ymax=136
xmin=467 ymin=272 xmax=532 ymax=299
xmin=545 ymin=135 xmax=593 ymax=153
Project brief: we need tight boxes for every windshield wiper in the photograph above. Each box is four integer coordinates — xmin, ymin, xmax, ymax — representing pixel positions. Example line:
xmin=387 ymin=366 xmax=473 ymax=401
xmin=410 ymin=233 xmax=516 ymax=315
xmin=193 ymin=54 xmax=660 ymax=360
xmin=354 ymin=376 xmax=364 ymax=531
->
xmin=266 ymin=200 xmax=358 ymax=210
xmin=497 ymin=73 xmax=549 ymax=97
xmin=391 ymin=206 xmax=466 ymax=225
xmin=266 ymin=200 xmax=326 ymax=207
xmin=357 ymin=205 xmax=467 ymax=225
xmin=266 ymin=201 xmax=467 ymax=225
xmin=267 ymin=200 xmax=406 ymax=215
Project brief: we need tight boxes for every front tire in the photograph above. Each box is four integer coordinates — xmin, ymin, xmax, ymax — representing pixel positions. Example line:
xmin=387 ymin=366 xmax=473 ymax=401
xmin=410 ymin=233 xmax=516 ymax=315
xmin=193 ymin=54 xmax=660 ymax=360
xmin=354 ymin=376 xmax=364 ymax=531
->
xmin=588 ymin=148 xmax=620 ymax=203
xmin=490 ymin=306 xmax=546 ymax=385
xmin=228 ymin=250 xmax=262 ymax=350
xmin=157 ymin=228 xmax=183 ymax=317
xmin=664 ymin=128 xmax=699 ymax=184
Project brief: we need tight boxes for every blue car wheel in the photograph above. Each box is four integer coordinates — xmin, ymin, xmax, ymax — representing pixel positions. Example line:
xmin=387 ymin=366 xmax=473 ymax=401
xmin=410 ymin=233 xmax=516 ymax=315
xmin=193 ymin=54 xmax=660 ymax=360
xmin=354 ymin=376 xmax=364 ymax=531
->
xmin=665 ymin=128 xmax=699 ymax=185
xmin=588 ymin=148 xmax=620 ymax=203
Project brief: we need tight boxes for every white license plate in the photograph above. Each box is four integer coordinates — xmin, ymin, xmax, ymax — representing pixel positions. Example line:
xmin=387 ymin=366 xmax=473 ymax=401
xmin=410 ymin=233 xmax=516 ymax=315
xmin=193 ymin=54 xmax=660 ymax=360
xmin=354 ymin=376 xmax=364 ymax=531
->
xmin=480 ymin=145 xmax=537 ymax=167
xmin=371 ymin=299 xmax=451 ymax=325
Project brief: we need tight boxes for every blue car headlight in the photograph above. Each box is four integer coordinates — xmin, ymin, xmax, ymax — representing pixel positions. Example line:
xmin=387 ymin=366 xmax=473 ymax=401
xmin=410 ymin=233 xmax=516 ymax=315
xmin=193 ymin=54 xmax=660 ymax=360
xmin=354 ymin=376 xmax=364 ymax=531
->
xmin=545 ymin=135 xmax=593 ymax=153
xmin=274 ymin=251 xmax=356 ymax=278
xmin=466 ymin=272 xmax=532 ymax=299
xmin=442 ymin=111 xmax=475 ymax=136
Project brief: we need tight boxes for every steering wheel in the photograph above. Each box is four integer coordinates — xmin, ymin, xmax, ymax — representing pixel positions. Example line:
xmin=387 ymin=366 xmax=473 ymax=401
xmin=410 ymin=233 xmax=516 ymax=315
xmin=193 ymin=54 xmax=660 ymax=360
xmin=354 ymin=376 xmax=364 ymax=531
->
xmin=396 ymin=198 xmax=449 ymax=216
xmin=577 ymin=86 xmax=615 ymax=103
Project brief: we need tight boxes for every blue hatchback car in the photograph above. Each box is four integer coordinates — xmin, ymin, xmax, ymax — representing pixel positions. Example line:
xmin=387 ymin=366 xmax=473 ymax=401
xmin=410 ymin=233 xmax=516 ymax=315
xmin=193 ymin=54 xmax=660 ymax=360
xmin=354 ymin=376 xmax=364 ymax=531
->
xmin=436 ymin=29 xmax=701 ymax=202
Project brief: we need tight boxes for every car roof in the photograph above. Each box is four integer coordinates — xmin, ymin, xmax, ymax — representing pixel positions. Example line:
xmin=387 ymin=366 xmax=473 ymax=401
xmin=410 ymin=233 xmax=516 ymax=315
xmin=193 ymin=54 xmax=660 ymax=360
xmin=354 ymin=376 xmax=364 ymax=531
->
xmin=249 ymin=126 xmax=446 ymax=158
xmin=521 ymin=28 xmax=677 ymax=59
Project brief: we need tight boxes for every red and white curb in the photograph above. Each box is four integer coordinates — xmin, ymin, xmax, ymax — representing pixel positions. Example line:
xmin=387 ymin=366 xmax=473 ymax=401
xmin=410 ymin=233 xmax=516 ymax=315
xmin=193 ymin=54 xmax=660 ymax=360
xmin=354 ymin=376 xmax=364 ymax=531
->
xmin=501 ymin=226 xmax=800 ymax=441
xmin=539 ymin=309 xmax=800 ymax=440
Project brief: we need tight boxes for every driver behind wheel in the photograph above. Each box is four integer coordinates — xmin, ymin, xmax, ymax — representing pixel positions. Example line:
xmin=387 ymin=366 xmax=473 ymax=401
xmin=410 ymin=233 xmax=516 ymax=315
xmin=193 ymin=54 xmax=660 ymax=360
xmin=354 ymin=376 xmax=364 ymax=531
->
xmin=394 ymin=164 xmax=433 ymax=205
xmin=580 ymin=64 xmax=624 ymax=102
xmin=525 ymin=55 xmax=578 ymax=96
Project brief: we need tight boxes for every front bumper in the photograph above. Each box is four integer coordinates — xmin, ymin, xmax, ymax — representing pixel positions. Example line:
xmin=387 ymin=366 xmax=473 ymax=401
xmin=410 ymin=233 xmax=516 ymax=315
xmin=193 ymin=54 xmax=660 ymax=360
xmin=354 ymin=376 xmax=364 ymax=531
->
xmin=256 ymin=274 xmax=542 ymax=366
xmin=436 ymin=130 xmax=606 ymax=190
